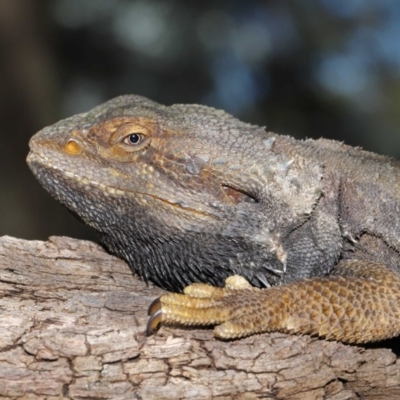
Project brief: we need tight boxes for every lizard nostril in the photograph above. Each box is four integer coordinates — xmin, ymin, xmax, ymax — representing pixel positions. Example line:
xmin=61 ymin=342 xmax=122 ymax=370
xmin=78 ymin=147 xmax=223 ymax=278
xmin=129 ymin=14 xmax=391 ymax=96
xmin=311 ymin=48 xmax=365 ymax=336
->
xmin=64 ymin=139 xmax=82 ymax=155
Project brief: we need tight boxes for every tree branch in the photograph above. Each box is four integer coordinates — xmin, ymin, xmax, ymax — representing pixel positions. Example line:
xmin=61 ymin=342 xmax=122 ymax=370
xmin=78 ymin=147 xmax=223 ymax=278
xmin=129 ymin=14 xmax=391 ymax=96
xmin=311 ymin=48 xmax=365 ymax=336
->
xmin=1 ymin=235 xmax=399 ymax=399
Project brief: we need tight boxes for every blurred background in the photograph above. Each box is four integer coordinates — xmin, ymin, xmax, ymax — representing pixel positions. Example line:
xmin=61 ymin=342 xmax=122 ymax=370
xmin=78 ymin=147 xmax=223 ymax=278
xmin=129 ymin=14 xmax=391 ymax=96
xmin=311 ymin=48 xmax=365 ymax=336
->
xmin=1 ymin=0 xmax=400 ymax=240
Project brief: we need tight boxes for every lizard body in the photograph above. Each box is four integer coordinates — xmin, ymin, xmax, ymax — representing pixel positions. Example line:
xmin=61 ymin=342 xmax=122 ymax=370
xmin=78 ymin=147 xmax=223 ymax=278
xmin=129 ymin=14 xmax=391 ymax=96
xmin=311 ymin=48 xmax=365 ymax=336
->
xmin=27 ymin=95 xmax=400 ymax=343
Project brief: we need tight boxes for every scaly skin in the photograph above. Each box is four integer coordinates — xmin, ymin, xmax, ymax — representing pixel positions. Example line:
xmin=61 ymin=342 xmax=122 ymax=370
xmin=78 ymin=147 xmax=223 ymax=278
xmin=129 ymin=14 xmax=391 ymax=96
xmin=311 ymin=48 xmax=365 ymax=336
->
xmin=27 ymin=95 xmax=400 ymax=343
xmin=148 ymin=261 xmax=400 ymax=342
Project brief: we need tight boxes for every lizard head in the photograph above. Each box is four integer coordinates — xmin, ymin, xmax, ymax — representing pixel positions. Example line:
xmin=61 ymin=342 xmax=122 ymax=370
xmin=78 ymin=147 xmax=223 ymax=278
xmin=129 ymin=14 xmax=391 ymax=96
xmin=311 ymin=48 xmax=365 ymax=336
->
xmin=27 ymin=95 xmax=322 ymax=291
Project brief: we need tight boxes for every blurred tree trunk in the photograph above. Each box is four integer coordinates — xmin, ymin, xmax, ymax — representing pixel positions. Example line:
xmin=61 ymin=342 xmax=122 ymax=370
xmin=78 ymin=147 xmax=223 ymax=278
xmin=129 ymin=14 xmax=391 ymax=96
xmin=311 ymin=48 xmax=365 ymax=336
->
xmin=0 ymin=0 xmax=62 ymax=239
xmin=1 ymin=235 xmax=399 ymax=399
xmin=0 ymin=0 xmax=58 ymax=126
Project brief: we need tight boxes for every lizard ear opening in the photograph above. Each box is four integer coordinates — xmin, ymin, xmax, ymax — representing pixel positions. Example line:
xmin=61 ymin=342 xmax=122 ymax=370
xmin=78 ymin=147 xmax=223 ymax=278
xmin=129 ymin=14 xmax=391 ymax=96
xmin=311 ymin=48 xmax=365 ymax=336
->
xmin=222 ymin=185 xmax=258 ymax=204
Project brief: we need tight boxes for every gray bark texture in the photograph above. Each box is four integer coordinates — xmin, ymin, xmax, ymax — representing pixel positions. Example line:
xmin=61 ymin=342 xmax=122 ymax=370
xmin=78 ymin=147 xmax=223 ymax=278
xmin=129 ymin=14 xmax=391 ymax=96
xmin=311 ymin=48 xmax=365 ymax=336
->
xmin=0 ymin=235 xmax=399 ymax=400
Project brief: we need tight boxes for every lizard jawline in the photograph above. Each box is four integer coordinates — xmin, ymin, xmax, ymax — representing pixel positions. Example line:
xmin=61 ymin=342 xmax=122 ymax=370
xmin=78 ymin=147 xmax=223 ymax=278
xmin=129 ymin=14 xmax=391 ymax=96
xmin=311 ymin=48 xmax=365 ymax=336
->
xmin=28 ymin=151 xmax=212 ymax=218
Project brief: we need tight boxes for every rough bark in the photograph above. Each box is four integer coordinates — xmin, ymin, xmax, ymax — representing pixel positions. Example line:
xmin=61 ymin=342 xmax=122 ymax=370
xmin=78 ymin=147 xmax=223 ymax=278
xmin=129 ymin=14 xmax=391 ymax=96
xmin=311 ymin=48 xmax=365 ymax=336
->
xmin=0 ymin=236 xmax=399 ymax=399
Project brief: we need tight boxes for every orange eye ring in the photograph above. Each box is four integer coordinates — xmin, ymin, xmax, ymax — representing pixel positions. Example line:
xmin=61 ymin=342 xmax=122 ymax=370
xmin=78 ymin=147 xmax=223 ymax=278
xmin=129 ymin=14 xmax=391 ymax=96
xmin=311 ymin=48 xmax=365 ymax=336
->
xmin=65 ymin=139 xmax=82 ymax=155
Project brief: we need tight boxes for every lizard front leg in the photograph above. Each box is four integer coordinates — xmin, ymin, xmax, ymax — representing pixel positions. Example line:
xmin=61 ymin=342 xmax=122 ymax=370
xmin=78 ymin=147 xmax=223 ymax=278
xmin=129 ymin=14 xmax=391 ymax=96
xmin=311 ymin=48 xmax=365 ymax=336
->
xmin=147 ymin=260 xmax=400 ymax=343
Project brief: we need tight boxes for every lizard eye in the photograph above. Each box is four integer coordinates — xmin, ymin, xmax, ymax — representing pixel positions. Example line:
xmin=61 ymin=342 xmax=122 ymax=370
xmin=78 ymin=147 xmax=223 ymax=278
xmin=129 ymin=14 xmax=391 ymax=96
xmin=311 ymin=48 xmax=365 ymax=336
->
xmin=124 ymin=133 xmax=143 ymax=145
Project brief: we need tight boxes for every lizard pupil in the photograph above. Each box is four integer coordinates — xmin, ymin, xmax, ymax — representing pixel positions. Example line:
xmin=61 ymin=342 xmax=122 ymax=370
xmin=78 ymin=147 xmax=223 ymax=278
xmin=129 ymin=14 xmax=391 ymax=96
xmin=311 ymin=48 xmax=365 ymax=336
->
xmin=128 ymin=133 xmax=141 ymax=144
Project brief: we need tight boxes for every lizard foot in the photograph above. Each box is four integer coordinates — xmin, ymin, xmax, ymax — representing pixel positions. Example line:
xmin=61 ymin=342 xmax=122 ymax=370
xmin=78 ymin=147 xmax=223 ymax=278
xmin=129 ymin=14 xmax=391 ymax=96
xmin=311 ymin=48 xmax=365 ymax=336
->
xmin=147 ymin=262 xmax=400 ymax=343
xmin=147 ymin=275 xmax=270 ymax=339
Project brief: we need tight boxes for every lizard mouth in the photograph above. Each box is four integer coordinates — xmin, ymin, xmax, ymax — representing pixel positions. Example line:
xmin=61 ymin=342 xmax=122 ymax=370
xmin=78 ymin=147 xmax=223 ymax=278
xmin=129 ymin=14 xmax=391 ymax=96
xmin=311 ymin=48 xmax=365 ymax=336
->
xmin=27 ymin=150 xmax=213 ymax=218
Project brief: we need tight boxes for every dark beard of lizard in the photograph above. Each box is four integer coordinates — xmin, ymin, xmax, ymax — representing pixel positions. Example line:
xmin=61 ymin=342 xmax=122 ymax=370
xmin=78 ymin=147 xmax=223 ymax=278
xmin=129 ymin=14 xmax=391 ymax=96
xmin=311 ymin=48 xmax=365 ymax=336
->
xmin=98 ymin=223 xmax=282 ymax=292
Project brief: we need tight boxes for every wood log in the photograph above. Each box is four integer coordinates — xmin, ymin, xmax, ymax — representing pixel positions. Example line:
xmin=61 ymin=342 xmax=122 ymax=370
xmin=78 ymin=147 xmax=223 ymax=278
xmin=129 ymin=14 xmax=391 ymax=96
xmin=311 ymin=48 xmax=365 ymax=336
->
xmin=0 ymin=235 xmax=399 ymax=399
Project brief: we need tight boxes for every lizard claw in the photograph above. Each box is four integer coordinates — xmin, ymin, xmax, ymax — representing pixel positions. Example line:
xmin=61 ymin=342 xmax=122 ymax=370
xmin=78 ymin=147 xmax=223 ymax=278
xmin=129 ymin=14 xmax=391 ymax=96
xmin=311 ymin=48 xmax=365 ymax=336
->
xmin=148 ymin=296 xmax=162 ymax=316
xmin=146 ymin=309 xmax=163 ymax=335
